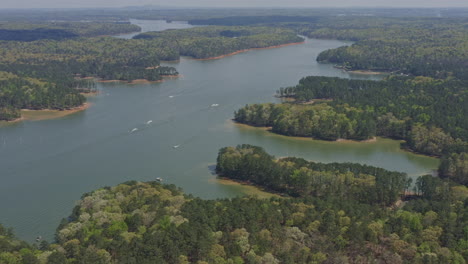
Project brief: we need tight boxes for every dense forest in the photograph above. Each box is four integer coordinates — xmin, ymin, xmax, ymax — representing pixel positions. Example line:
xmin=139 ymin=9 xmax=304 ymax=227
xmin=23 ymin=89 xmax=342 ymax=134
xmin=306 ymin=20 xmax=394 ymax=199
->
xmin=0 ymin=22 xmax=141 ymax=41
xmin=1 ymin=167 xmax=468 ymax=263
xmin=0 ymin=36 xmax=178 ymax=120
xmin=133 ymin=26 xmax=304 ymax=59
xmin=234 ymin=76 xmax=468 ymax=186
xmin=306 ymin=18 xmax=468 ymax=80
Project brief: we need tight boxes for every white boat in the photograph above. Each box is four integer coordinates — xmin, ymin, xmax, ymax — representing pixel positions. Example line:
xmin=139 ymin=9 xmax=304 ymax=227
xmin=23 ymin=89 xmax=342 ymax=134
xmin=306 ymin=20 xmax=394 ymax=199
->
xmin=156 ymin=177 xmax=163 ymax=182
xmin=146 ymin=120 xmax=153 ymax=125
xmin=173 ymin=145 xmax=180 ymax=149
xmin=130 ymin=128 xmax=138 ymax=133
xmin=211 ymin=104 xmax=219 ymax=107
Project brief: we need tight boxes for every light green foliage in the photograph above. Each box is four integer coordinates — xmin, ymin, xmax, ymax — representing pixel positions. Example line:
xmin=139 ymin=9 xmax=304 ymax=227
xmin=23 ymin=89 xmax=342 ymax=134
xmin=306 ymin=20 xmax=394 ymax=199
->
xmin=1 ymin=172 xmax=468 ymax=263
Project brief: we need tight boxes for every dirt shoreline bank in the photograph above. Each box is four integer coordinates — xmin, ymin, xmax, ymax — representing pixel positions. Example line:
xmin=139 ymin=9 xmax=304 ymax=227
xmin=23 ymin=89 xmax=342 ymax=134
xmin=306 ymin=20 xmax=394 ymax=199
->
xmin=5 ymin=103 xmax=92 ymax=123
xmin=213 ymin=177 xmax=281 ymax=199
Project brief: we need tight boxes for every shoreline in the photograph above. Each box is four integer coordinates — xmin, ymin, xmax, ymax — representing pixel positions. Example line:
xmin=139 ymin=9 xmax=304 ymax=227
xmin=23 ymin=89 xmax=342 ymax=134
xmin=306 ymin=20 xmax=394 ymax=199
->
xmin=80 ymin=91 xmax=100 ymax=97
xmin=18 ymin=103 xmax=91 ymax=122
xmin=129 ymin=79 xmax=164 ymax=84
xmin=333 ymin=65 xmax=390 ymax=75
xmin=336 ymin=137 xmax=377 ymax=143
xmin=348 ymin=70 xmax=388 ymax=75
xmin=97 ymin=30 xmax=142 ymax=37
xmin=192 ymin=41 xmax=305 ymax=61
xmin=213 ymin=177 xmax=281 ymax=199
xmin=400 ymin=144 xmax=441 ymax=159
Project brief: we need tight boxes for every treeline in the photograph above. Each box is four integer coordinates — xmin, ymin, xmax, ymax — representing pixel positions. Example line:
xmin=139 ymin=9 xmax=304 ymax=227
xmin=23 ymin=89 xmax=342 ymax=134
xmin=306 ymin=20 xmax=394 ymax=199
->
xmin=235 ymin=76 xmax=468 ymax=185
xmin=133 ymin=26 xmax=304 ymax=59
xmin=217 ymin=145 xmax=408 ymax=205
xmin=2 ymin=175 xmax=468 ymax=263
xmin=0 ymin=22 xmax=141 ymax=41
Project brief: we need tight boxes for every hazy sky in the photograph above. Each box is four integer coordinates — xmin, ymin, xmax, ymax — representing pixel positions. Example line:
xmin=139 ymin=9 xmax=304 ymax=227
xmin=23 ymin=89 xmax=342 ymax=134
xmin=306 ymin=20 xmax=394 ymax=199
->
xmin=3 ymin=0 xmax=468 ymax=9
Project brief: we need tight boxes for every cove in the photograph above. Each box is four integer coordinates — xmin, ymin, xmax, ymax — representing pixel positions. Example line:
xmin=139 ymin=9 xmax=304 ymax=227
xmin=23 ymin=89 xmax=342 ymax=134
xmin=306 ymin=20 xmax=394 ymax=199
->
xmin=0 ymin=20 xmax=438 ymax=242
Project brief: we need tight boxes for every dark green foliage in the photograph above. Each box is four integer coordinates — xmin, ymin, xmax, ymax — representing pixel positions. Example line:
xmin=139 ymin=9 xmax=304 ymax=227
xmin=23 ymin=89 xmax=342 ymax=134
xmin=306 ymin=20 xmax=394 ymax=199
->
xmin=216 ymin=145 xmax=408 ymax=206
xmin=440 ymin=153 xmax=468 ymax=185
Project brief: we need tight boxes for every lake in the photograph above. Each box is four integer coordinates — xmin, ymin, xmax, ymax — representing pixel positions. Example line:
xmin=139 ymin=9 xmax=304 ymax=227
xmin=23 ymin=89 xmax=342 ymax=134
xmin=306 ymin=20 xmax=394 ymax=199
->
xmin=0 ymin=20 xmax=439 ymax=241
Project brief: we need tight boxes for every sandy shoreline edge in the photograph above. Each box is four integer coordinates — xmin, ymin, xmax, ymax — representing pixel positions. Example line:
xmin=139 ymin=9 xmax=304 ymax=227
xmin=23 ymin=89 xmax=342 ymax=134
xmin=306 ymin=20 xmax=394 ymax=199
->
xmin=3 ymin=103 xmax=92 ymax=123
xmin=97 ymin=74 xmax=182 ymax=84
